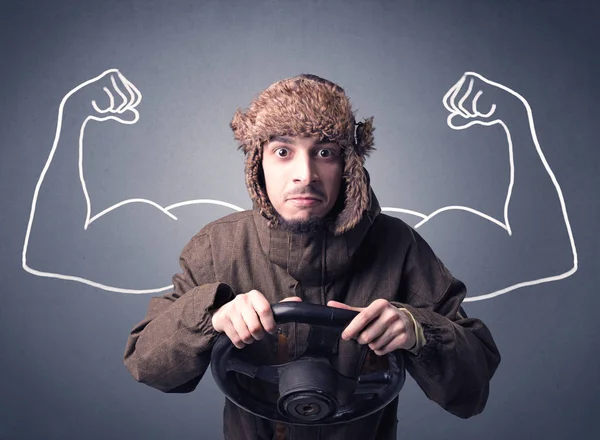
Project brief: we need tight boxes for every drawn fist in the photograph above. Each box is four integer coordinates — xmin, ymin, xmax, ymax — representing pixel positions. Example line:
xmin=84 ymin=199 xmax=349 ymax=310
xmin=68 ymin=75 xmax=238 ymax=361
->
xmin=66 ymin=68 xmax=142 ymax=125
xmin=443 ymin=72 xmax=521 ymax=130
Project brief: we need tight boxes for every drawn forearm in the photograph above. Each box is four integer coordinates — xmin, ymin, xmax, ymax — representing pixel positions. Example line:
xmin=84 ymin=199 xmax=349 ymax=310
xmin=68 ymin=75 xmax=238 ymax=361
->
xmin=27 ymin=112 xmax=89 ymax=233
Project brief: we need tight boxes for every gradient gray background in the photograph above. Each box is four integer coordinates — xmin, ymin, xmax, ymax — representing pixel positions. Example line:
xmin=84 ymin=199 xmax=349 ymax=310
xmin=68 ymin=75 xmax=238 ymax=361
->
xmin=1 ymin=0 xmax=598 ymax=439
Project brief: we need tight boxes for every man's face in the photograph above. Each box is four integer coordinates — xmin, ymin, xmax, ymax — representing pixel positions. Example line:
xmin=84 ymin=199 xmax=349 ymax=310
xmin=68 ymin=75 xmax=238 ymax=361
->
xmin=262 ymin=135 xmax=343 ymax=223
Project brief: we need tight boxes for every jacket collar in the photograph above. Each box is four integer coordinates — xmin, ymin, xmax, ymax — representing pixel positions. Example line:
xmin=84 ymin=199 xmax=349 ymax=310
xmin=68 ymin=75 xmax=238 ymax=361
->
xmin=253 ymin=190 xmax=381 ymax=284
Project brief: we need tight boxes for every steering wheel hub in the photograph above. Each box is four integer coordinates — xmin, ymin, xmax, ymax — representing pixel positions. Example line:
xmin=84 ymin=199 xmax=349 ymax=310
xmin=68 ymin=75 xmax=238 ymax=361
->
xmin=277 ymin=358 xmax=338 ymax=421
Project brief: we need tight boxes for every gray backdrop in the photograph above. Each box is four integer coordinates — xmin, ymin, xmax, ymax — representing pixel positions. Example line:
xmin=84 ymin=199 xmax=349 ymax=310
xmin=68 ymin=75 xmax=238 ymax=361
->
xmin=1 ymin=0 xmax=598 ymax=439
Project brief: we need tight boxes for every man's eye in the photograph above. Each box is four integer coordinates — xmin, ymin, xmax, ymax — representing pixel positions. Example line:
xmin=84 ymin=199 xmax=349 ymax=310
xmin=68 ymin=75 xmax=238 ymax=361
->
xmin=275 ymin=148 xmax=289 ymax=157
xmin=318 ymin=149 xmax=334 ymax=158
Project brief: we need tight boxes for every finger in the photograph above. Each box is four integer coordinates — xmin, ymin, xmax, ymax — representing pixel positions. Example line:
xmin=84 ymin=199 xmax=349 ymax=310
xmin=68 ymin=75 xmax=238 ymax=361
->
xmin=368 ymin=314 xmax=406 ymax=350
xmin=327 ymin=300 xmax=362 ymax=312
xmin=241 ymin=307 xmax=265 ymax=340
xmin=457 ymin=78 xmax=476 ymax=117
xmin=121 ymin=73 xmax=143 ymax=108
xmin=92 ymin=87 xmax=115 ymax=114
xmin=222 ymin=322 xmax=245 ymax=349
xmin=356 ymin=319 xmax=387 ymax=345
xmin=110 ymin=74 xmax=128 ymax=112
xmin=472 ymin=90 xmax=483 ymax=116
xmin=472 ymin=90 xmax=496 ymax=118
xmin=250 ymin=292 xmax=276 ymax=334
xmin=91 ymin=100 xmax=105 ymax=114
xmin=342 ymin=311 xmax=378 ymax=341
xmin=373 ymin=335 xmax=406 ymax=356
xmin=375 ymin=317 xmax=414 ymax=354
xmin=442 ymin=74 xmax=467 ymax=113
xmin=443 ymin=76 xmax=467 ymax=115
xmin=280 ymin=296 xmax=302 ymax=302
xmin=442 ymin=81 xmax=460 ymax=113
xmin=231 ymin=314 xmax=254 ymax=345
xmin=367 ymin=323 xmax=397 ymax=351
xmin=449 ymin=76 xmax=471 ymax=118
xmin=117 ymin=72 xmax=137 ymax=110
xmin=342 ymin=300 xmax=388 ymax=340
xmin=356 ymin=304 xmax=400 ymax=344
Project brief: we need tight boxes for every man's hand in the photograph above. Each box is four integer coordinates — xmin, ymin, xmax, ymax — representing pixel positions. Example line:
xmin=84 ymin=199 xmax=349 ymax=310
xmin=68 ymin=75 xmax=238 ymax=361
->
xmin=327 ymin=299 xmax=416 ymax=356
xmin=211 ymin=290 xmax=302 ymax=349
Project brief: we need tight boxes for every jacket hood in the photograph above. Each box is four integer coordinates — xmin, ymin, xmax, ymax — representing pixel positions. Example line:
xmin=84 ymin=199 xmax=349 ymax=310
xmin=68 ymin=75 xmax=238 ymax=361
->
xmin=230 ymin=74 xmax=375 ymax=236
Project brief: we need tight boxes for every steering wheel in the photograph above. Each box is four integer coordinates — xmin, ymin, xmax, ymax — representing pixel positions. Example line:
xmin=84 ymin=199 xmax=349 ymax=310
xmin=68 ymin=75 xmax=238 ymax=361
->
xmin=210 ymin=302 xmax=405 ymax=426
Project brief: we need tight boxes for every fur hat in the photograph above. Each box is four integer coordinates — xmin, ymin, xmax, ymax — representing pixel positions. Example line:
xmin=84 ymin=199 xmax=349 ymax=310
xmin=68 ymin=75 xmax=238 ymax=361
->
xmin=230 ymin=74 xmax=375 ymax=235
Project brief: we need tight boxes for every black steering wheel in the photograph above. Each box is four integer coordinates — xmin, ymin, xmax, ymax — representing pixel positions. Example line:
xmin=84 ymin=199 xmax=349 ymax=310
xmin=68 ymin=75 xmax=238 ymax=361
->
xmin=210 ymin=302 xmax=405 ymax=426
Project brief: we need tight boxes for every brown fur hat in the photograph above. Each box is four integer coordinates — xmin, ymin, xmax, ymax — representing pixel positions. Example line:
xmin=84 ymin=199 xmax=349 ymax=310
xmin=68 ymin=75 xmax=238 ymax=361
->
xmin=230 ymin=74 xmax=375 ymax=235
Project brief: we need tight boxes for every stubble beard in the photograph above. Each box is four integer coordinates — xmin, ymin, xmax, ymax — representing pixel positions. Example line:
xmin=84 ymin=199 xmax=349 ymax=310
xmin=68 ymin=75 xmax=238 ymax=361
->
xmin=276 ymin=214 xmax=327 ymax=234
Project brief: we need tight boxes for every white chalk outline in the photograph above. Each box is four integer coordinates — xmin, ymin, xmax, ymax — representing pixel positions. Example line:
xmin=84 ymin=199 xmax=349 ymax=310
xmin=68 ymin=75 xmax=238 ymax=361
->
xmin=22 ymin=70 xmax=577 ymax=301
xmin=22 ymin=69 xmax=244 ymax=294
xmin=383 ymin=72 xmax=577 ymax=302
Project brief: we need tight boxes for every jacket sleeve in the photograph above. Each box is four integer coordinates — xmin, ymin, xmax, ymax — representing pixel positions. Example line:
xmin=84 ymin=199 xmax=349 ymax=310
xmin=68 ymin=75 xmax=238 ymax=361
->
xmin=394 ymin=228 xmax=501 ymax=419
xmin=123 ymin=230 xmax=235 ymax=393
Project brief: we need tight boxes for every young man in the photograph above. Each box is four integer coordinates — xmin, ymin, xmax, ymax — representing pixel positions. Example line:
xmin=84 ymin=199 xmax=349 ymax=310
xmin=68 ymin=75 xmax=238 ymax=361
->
xmin=124 ymin=74 xmax=501 ymax=440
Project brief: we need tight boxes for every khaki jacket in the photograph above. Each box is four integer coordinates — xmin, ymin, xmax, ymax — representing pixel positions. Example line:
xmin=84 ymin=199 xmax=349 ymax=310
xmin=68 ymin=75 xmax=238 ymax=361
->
xmin=124 ymin=194 xmax=501 ymax=440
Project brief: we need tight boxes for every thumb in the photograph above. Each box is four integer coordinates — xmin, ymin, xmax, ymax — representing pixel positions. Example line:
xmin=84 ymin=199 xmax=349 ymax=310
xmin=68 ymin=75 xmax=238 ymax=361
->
xmin=115 ymin=108 xmax=140 ymax=125
xmin=279 ymin=296 xmax=302 ymax=303
xmin=327 ymin=300 xmax=362 ymax=312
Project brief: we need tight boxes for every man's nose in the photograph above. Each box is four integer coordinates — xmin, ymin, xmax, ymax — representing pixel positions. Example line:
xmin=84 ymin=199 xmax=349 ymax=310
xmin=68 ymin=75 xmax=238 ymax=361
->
xmin=292 ymin=155 xmax=318 ymax=184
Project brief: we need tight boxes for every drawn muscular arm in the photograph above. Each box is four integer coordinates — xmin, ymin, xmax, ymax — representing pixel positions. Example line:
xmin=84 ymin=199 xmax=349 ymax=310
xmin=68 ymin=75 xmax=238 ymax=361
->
xmin=22 ymin=70 xmax=242 ymax=293
xmin=405 ymin=73 xmax=577 ymax=301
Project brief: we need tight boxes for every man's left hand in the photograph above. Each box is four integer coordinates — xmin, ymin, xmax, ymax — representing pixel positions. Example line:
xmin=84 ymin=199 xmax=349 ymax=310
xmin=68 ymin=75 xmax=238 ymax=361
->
xmin=327 ymin=299 xmax=416 ymax=356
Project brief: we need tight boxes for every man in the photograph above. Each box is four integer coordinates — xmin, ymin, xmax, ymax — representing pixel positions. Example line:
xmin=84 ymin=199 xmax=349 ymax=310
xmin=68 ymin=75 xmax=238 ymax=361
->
xmin=124 ymin=74 xmax=501 ymax=440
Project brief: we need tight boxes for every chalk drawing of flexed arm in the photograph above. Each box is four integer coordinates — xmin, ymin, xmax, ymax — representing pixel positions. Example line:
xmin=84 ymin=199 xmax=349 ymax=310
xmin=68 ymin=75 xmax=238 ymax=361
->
xmin=22 ymin=69 xmax=243 ymax=294
xmin=385 ymin=72 xmax=577 ymax=302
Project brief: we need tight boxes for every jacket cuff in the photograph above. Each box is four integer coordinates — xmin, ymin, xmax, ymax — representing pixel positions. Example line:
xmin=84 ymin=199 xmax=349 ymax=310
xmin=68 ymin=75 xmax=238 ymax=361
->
xmin=391 ymin=301 xmax=439 ymax=357
xmin=397 ymin=307 xmax=425 ymax=355
xmin=191 ymin=282 xmax=236 ymax=337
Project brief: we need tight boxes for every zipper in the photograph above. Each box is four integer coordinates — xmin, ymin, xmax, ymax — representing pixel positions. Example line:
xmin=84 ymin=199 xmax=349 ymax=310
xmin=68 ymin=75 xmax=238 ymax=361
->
xmin=320 ymin=232 xmax=327 ymax=304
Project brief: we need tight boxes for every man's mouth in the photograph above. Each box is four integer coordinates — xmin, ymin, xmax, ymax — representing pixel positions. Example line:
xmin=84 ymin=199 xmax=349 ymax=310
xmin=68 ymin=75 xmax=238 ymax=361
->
xmin=288 ymin=196 xmax=322 ymax=206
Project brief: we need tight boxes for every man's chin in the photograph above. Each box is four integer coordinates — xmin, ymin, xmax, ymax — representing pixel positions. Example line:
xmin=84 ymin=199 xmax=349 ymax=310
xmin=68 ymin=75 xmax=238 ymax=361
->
xmin=277 ymin=215 xmax=326 ymax=234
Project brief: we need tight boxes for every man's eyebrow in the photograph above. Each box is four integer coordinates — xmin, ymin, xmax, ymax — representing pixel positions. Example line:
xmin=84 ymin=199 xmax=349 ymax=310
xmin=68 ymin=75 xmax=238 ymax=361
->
xmin=269 ymin=135 xmax=294 ymax=144
xmin=267 ymin=135 xmax=339 ymax=147
xmin=315 ymin=137 xmax=336 ymax=145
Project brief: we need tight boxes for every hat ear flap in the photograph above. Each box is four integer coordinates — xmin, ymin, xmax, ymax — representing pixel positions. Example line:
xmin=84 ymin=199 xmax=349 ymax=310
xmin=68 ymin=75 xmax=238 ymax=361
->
xmin=355 ymin=117 xmax=375 ymax=157
xmin=333 ymin=148 xmax=370 ymax=235
xmin=245 ymin=145 xmax=279 ymax=226
xmin=231 ymin=109 xmax=254 ymax=154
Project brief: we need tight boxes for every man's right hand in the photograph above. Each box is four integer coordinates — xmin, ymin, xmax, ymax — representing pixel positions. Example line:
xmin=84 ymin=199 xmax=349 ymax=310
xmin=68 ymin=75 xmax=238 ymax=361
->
xmin=211 ymin=290 xmax=302 ymax=349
